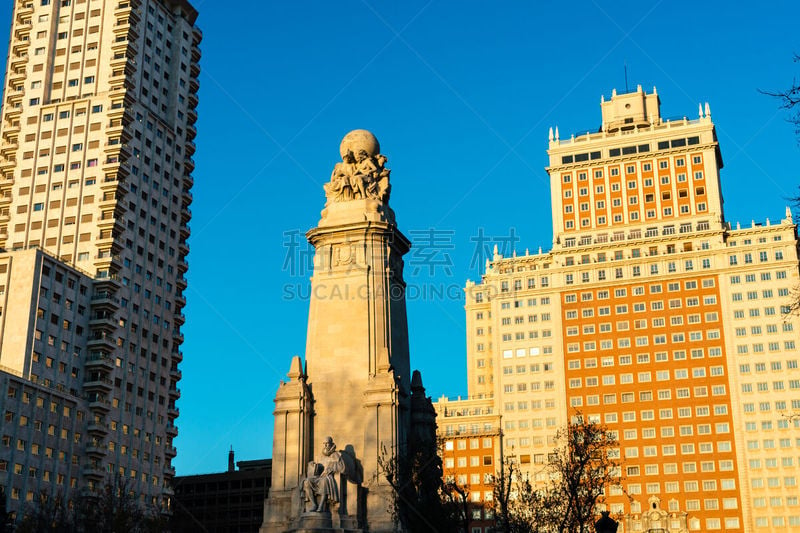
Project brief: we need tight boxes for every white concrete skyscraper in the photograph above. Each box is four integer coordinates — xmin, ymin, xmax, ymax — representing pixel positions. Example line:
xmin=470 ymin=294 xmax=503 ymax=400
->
xmin=0 ymin=0 xmax=200 ymax=517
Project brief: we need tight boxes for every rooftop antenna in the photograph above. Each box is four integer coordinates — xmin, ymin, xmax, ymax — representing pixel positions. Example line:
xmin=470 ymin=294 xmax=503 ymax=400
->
xmin=624 ymin=62 xmax=629 ymax=93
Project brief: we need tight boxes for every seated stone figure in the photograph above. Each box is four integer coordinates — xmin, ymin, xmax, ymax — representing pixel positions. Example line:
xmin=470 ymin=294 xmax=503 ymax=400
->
xmin=301 ymin=436 xmax=346 ymax=513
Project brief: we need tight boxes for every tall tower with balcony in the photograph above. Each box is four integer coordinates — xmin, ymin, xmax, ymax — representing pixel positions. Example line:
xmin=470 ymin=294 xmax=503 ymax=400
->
xmin=0 ymin=0 xmax=200 ymax=518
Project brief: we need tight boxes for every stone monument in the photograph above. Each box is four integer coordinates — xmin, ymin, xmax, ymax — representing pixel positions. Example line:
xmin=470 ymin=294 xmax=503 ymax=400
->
xmin=261 ymin=130 xmax=437 ymax=532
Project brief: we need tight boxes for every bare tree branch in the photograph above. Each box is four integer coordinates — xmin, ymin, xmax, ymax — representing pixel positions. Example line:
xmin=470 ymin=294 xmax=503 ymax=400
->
xmin=492 ymin=416 xmax=625 ymax=533
xmin=760 ymin=54 xmax=800 ymax=139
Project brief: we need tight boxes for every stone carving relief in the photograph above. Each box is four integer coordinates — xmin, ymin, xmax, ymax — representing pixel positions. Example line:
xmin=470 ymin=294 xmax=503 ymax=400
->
xmin=333 ymin=243 xmax=356 ymax=267
xmin=324 ymin=130 xmax=391 ymax=204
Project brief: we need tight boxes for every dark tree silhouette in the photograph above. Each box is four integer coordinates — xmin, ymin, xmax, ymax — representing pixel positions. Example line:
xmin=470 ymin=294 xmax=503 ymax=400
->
xmin=760 ymin=54 xmax=800 ymax=140
xmin=15 ymin=492 xmax=73 ymax=533
xmin=378 ymin=439 xmax=465 ymax=533
xmin=15 ymin=477 xmax=167 ymax=533
xmin=493 ymin=416 xmax=624 ymax=533
xmin=0 ymin=486 xmax=11 ymax=533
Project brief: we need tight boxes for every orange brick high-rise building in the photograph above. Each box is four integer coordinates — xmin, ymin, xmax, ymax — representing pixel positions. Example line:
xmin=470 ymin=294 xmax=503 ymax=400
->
xmin=437 ymin=86 xmax=800 ymax=532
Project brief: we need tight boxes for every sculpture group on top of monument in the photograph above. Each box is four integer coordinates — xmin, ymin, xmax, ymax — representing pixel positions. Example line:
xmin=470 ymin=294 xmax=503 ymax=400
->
xmin=324 ymin=130 xmax=391 ymax=204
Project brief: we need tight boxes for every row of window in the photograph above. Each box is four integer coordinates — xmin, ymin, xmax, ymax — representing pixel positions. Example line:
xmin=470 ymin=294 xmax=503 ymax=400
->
xmin=562 ymin=221 xmax=713 ymax=248
xmin=625 ymin=478 xmax=735 ymax=496
xmin=563 ymin=171 xmax=705 ymax=195
xmin=568 ymin=336 xmax=724 ymax=353
xmin=565 ymin=166 xmax=701 ymax=188
xmin=570 ymin=386 xmax=727 ymax=406
xmin=500 ymin=313 xmax=551 ymax=325
xmin=559 ymin=153 xmax=704 ymax=175
xmin=444 ymin=455 xmax=493 ymax=468
xmin=729 ymin=250 xmax=785 ymax=264
xmin=443 ymin=437 xmax=493 ymax=450
xmin=499 ymin=330 xmax=552 ymax=342
xmin=563 ymin=203 xmax=708 ymax=229
xmin=501 ymin=363 xmax=553 ymax=375
xmin=570 ymin=367 xmax=726 ymax=387
xmin=503 ymin=418 xmax=558 ymax=430
xmin=626 ymin=458 xmax=734 ymax=474
xmin=750 ymin=456 xmax=800 ymax=469
xmin=497 ymin=294 xmax=552 ymax=306
xmin=743 ymin=417 xmax=800 ymax=430
xmin=502 ymin=399 xmax=558 ymax=411
xmin=502 ymin=381 xmax=555 ymax=393
xmin=563 ymin=256 xmax=727 ymax=282
xmin=751 ymin=477 xmax=799 ymax=489
xmin=566 ymin=278 xmax=714 ymax=302
xmin=567 ymin=347 xmax=721 ymax=369
xmin=754 ymin=516 xmax=800 ymax=528
xmin=753 ymin=496 xmax=800 ymax=507
xmin=736 ymin=341 xmax=796 ymax=354
xmin=504 ymin=434 xmax=557 ymax=448
xmin=568 ymin=347 xmax=723 ymax=369
xmin=565 ymin=189 xmax=706 ymax=211
xmin=442 ymin=424 xmax=497 ymax=436
xmin=499 ymin=347 xmax=553 ymax=359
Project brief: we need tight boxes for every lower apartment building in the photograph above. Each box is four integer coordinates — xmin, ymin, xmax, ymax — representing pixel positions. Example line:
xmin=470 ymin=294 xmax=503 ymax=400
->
xmin=171 ymin=451 xmax=271 ymax=533
xmin=434 ymin=396 xmax=500 ymax=532
xmin=436 ymin=87 xmax=800 ymax=532
xmin=0 ymin=247 xmax=180 ymax=517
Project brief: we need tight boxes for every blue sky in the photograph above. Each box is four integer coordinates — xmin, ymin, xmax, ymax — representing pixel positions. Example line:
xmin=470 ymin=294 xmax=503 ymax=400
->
xmin=2 ymin=1 xmax=800 ymax=475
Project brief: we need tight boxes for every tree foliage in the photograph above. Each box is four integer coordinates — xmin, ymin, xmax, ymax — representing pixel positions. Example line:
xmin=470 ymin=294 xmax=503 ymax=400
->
xmin=493 ymin=417 xmax=624 ymax=533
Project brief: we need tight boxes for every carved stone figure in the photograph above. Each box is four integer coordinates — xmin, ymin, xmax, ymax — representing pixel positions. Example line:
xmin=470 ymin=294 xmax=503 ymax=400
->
xmin=323 ymin=130 xmax=391 ymax=205
xmin=325 ymin=150 xmax=357 ymax=202
xmin=301 ymin=437 xmax=346 ymax=513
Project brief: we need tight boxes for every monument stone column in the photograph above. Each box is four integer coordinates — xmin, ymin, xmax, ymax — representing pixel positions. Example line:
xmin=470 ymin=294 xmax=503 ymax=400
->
xmin=262 ymin=130 xmax=428 ymax=533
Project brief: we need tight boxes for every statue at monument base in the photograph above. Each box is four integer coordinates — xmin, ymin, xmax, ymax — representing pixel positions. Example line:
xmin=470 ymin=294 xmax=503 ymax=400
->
xmin=262 ymin=435 xmax=363 ymax=532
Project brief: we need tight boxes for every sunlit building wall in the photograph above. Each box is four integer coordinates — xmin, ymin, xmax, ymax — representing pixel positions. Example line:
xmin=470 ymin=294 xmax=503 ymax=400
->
xmin=457 ymin=87 xmax=800 ymax=532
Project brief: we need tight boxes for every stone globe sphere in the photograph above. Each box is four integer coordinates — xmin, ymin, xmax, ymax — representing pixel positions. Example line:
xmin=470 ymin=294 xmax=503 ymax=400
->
xmin=340 ymin=129 xmax=380 ymax=159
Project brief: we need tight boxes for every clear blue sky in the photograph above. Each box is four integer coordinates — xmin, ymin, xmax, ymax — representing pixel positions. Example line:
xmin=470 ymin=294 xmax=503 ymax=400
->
xmin=1 ymin=1 xmax=799 ymax=475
